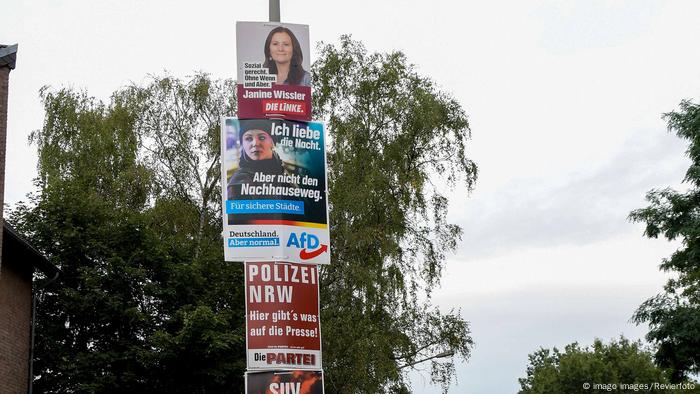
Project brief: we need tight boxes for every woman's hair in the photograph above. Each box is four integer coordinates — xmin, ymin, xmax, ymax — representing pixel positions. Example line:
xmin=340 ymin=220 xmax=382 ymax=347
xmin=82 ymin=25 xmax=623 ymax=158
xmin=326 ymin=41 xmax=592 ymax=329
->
xmin=263 ymin=26 xmax=306 ymax=85
xmin=239 ymin=119 xmax=274 ymax=143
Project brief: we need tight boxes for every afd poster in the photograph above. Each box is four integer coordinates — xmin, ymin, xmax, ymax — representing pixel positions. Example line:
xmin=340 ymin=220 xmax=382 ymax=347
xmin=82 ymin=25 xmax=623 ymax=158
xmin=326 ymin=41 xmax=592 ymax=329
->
xmin=221 ymin=118 xmax=329 ymax=264
xmin=246 ymin=370 xmax=324 ymax=394
xmin=245 ymin=262 xmax=321 ymax=370
xmin=237 ymin=21 xmax=312 ymax=121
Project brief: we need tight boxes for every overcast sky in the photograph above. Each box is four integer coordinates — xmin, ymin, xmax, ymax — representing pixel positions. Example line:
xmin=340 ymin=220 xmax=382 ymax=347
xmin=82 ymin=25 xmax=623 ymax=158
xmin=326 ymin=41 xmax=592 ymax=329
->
xmin=4 ymin=1 xmax=700 ymax=393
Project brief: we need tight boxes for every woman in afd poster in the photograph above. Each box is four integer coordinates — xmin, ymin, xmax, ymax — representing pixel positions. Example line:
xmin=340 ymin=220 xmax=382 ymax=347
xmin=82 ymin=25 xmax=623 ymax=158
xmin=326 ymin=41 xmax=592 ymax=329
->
xmin=263 ymin=26 xmax=311 ymax=87
xmin=228 ymin=119 xmax=287 ymax=199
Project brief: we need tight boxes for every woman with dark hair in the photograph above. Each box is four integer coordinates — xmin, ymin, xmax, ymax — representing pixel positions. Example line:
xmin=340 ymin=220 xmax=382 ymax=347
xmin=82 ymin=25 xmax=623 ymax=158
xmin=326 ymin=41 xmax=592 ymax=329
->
xmin=263 ymin=26 xmax=311 ymax=87
xmin=228 ymin=119 xmax=286 ymax=199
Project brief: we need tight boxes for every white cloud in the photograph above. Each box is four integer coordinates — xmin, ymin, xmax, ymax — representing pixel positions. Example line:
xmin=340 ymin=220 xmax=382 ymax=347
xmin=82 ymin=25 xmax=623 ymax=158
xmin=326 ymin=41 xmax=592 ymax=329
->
xmin=451 ymin=126 xmax=688 ymax=260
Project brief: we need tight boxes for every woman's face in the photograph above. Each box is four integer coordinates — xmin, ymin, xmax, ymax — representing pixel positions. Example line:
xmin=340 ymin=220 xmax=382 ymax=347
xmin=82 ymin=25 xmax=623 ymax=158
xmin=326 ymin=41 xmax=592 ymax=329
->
xmin=242 ymin=129 xmax=274 ymax=160
xmin=269 ymin=32 xmax=293 ymax=65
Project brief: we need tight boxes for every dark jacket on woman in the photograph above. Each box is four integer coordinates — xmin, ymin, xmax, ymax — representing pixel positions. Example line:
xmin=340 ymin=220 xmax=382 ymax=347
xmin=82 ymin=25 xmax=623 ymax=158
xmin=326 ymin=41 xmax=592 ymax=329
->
xmin=227 ymin=151 xmax=286 ymax=200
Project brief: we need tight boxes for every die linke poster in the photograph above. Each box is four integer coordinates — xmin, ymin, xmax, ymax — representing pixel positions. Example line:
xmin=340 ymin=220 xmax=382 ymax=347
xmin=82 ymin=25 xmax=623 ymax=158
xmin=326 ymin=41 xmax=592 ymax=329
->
xmin=237 ymin=21 xmax=312 ymax=122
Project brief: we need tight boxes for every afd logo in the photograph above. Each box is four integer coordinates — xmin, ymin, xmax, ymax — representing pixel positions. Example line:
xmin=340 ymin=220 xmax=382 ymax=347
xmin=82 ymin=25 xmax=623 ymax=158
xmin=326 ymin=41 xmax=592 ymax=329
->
xmin=286 ymin=232 xmax=328 ymax=260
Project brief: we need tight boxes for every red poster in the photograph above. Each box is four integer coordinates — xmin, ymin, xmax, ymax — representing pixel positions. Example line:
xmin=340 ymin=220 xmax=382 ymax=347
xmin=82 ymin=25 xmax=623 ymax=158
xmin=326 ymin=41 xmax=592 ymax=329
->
xmin=246 ymin=370 xmax=324 ymax=394
xmin=246 ymin=262 xmax=321 ymax=370
xmin=238 ymin=85 xmax=312 ymax=122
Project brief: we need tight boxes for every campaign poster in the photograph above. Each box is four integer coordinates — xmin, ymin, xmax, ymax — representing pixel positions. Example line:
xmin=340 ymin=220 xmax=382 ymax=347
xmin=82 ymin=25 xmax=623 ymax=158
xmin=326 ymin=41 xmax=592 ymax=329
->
xmin=221 ymin=118 xmax=329 ymax=265
xmin=237 ymin=21 xmax=312 ymax=121
xmin=245 ymin=262 xmax=321 ymax=370
xmin=246 ymin=370 xmax=324 ymax=394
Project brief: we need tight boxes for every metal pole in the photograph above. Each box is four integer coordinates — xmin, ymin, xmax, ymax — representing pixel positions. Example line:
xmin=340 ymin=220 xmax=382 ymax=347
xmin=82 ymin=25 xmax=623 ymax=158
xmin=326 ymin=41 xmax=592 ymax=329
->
xmin=269 ymin=0 xmax=280 ymax=22
xmin=398 ymin=350 xmax=455 ymax=369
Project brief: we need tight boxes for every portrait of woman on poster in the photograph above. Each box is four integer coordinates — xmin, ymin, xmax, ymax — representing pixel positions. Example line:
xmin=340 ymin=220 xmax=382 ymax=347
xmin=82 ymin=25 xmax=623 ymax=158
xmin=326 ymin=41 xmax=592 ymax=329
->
xmin=227 ymin=119 xmax=287 ymax=200
xmin=263 ymin=26 xmax=311 ymax=87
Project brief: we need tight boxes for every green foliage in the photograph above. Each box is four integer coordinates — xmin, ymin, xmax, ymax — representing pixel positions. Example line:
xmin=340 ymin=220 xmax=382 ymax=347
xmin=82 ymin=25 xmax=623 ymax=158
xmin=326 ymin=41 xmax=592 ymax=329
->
xmin=313 ymin=36 xmax=477 ymax=393
xmin=629 ymin=99 xmax=700 ymax=381
xmin=10 ymin=74 xmax=245 ymax=393
xmin=518 ymin=337 xmax=679 ymax=394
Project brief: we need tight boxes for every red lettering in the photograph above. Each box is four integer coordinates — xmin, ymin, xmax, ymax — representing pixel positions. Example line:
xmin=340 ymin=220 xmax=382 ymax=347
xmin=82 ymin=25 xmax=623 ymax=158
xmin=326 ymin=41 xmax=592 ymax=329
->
xmin=265 ymin=352 xmax=317 ymax=366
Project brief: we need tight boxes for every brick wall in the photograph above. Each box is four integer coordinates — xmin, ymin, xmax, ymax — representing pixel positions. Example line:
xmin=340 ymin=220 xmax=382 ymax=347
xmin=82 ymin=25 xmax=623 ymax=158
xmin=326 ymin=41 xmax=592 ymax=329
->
xmin=0 ymin=258 xmax=32 ymax=394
